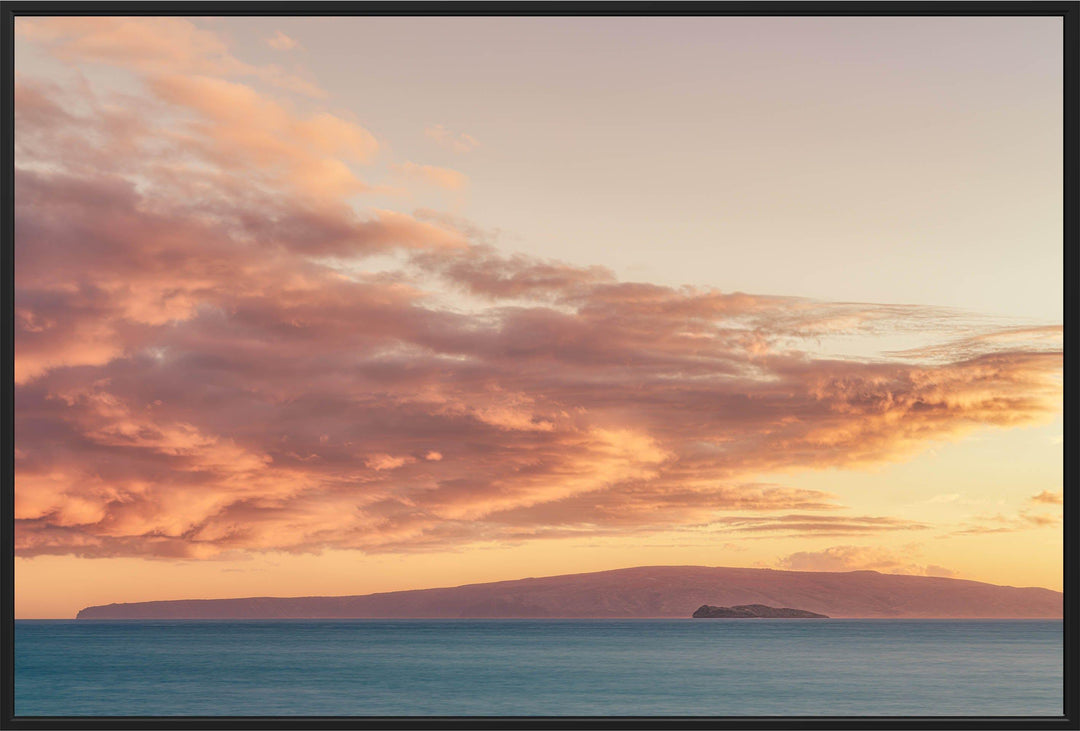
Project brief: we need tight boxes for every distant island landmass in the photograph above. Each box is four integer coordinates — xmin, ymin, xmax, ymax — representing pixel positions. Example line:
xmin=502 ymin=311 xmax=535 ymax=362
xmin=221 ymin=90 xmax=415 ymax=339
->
xmin=74 ymin=565 xmax=1062 ymax=620
xmin=692 ymin=603 xmax=828 ymax=618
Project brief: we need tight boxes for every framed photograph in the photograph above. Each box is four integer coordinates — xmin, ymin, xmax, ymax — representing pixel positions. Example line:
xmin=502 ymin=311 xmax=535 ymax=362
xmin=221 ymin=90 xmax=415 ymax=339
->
xmin=4 ymin=2 xmax=1076 ymax=728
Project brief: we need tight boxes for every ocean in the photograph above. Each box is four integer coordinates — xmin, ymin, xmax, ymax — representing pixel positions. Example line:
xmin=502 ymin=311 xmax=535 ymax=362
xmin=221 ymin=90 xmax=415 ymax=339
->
xmin=14 ymin=619 xmax=1063 ymax=717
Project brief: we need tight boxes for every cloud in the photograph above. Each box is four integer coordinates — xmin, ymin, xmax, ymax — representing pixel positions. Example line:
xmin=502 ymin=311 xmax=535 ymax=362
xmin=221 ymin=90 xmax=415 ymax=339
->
xmin=17 ymin=17 xmax=324 ymax=98
xmin=721 ymin=516 xmax=929 ymax=536
xmin=266 ymin=30 xmax=300 ymax=51
xmin=928 ymin=493 xmax=960 ymax=504
xmin=886 ymin=325 xmax=1064 ymax=362
xmin=953 ymin=509 xmax=1062 ymax=535
xmin=366 ymin=454 xmax=416 ymax=471
xmin=148 ymin=74 xmax=378 ymax=198
xmin=13 ymin=22 xmax=1064 ymax=560
xmin=13 ymin=150 xmax=1063 ymax=557
xmin=777 ymin=545 xmax=956 ymax=577
xmin=1031 ymin=490 xmax=1063 ymax=505
xmin=18 ymin=17 xmax=252 ymax=76
xmin=425 ymin=123 xmax=480 ymax=153
xmin=394 ymin=162 xmax=468 ymax=191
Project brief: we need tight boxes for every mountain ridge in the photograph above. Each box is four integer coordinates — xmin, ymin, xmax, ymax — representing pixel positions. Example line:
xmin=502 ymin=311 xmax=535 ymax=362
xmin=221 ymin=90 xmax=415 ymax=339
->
xmin=75 ymin=565 xmax=1062 ymax=620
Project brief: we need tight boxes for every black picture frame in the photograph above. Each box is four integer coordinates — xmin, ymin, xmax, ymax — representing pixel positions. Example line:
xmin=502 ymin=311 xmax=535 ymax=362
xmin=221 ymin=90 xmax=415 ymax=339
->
xmin=2 ymin=2 xmax=1076 ymax=729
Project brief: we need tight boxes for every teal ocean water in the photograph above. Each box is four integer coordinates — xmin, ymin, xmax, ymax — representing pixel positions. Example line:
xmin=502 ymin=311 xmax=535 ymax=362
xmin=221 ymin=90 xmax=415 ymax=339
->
xmin=15 ymin=619 xmax=1062 ymax=716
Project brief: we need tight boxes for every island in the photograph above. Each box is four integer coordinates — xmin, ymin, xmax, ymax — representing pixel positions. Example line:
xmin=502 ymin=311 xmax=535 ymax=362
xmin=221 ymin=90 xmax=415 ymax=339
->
xmin=692 ymin=603 xmax=828 ymax=618
xmin=74 ymin=565 xmax=1061 ymax=619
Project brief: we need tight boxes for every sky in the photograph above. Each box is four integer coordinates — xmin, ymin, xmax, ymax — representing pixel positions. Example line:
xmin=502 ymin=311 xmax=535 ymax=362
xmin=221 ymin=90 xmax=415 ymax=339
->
xmin=13 ymin=16 xmax=1064 ymax=618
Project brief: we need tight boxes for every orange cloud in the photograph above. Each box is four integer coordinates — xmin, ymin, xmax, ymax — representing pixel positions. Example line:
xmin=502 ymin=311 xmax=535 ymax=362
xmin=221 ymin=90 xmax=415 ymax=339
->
xmin=366 ymin=454 xmax=416 ymax=471
xmin=18 ymin=17 xmax=251 ymax=76
xmin=1031 ymin=490 xmax=1063 ymax=505
xmin=17 ymin=17 xmax=324 ymax=97
xmin=149 ymin=74 xmax=376 ymax=199
xmin=778 ymin=545 xmax=956 ymax=577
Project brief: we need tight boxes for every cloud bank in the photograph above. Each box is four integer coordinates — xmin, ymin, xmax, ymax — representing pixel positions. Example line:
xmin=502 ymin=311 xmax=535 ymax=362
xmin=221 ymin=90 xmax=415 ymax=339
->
xmin=777 ymin=545 xmax=957 ymax=577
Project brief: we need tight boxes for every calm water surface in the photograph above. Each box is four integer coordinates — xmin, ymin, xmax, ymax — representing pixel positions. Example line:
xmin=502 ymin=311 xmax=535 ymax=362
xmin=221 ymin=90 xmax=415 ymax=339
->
xmin=15 ymin=619 xmax=1062 ymax=716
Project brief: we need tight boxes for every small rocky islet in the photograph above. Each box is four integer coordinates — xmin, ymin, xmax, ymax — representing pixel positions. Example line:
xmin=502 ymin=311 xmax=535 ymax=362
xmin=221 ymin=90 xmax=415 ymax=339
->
xmin=692 ymin=603 xmax=828 ymax=618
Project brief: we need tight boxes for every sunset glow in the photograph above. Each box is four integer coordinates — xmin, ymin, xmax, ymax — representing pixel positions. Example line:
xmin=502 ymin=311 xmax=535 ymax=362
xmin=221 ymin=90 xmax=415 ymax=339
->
xmin=14 ymin=16 xmax=1063 ymax=618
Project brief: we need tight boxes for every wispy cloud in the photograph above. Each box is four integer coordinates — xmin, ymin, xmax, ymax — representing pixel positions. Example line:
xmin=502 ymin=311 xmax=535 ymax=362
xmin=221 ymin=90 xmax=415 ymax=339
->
xmin=393 ymin=161 xmax=468 ymax=191
xmin=777 ymin=545 xmax=956 ymax=577
xmin=953 ymin=509 xmax=1061 ymax=535
xmin=425 ymin=123 xmax=480 ymax=153
xmin=266 ymin=30 xmax=300 ymax=51
xmin=18 ymin=17 xmax=325 ymax=97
